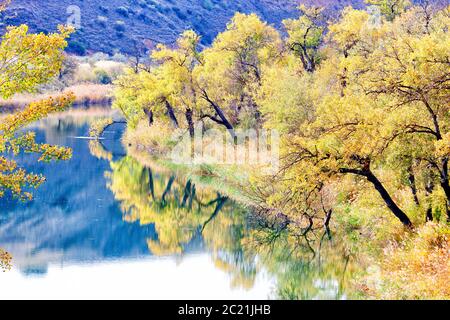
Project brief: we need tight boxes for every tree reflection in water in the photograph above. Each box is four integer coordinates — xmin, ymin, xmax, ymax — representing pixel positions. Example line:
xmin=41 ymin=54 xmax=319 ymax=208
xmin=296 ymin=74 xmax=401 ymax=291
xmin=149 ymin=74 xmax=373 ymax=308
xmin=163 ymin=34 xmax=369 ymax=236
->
xmin=244 ymin=218 xmax=355 ymax=299
xmin=106 ymin=156 xmax=257 ymax=288
xmin=0 ymin=248 xmax=12 ymax=272
xmin=105 ymin=153 xmax=357 ymax=299
xmin=0 ymin=115 xmax=356 ymax=298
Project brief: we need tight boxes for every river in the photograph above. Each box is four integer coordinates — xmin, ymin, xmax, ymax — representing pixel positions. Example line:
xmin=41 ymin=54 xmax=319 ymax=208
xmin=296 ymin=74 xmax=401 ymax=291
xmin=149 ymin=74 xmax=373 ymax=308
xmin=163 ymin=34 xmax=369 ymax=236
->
xmin=0 ymin=111 xmax=355 ymax=299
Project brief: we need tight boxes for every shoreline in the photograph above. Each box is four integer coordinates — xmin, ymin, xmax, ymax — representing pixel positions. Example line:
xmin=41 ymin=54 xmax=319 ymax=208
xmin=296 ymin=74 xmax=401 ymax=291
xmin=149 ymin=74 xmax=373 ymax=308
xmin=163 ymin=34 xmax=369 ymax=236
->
xmin=124 ymin=142 xmax=257 ymax=208
xmin=0 ymin=84 xmax=113 ymax=114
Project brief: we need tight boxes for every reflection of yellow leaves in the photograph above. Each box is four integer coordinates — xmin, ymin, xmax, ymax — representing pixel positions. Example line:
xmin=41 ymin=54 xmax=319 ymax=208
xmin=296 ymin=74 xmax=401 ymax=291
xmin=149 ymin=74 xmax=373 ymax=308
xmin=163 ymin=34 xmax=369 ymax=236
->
xmin=89 ymin=117 xmax=114 ymax=138
xmin=107 ymin=156 xmax=260 ymax=290
xmin=213 ymin=257 xmax=256 ymax=290
xmin=0 ymin=248 xmax=12 ymax=272
xmin=89 ymin=140 xmax=113 ymax=161
xmin=147 ymin=239 xmax=183 ymax=256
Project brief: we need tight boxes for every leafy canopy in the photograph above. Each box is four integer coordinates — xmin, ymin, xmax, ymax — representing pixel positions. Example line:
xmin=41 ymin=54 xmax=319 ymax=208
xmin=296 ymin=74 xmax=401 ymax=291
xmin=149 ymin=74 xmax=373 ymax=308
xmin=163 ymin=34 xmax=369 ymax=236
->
xmin=0 ymin=24 xmax=75 ymax=200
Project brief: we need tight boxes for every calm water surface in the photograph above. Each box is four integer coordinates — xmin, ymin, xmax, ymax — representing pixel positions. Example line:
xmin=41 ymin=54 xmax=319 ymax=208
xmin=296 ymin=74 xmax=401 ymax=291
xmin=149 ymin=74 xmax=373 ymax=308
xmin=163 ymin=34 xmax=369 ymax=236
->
xmin=0 ymin=112 xmax=354 ymax=299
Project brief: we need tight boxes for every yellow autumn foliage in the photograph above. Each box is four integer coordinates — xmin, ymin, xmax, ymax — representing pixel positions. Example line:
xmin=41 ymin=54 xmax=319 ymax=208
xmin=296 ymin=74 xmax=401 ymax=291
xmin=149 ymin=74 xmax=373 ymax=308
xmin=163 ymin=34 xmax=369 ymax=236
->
xmin=0 ymin=19 xmax=74 ymax=200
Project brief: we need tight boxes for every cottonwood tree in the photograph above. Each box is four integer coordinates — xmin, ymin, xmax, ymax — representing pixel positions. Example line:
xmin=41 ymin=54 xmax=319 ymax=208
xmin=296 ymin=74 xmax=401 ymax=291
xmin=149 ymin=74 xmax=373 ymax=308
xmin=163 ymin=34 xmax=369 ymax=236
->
xmin=365 ymin=0 xmax=411 ymax=21
xmin=151 ymin=30 xmax=202 ymax=137
xmin=358 ymin=6 xmax=450 ymax=220
xmin=195 ymin=13 xmax=283 ymax=134
xmin=114 ymin=13 xmax=284 ymax=139
xmin=111 ymin=4 xmax=449 ymax=229
xmin=259 ymin=4 xmax=449 ymax=228
xmin=114 ymin=31 xmax=202 ymax=135
xmin=284 ymin=5 xmax=326 ymax=73
xmin=0 ymin=19 xmax=74 ymax=199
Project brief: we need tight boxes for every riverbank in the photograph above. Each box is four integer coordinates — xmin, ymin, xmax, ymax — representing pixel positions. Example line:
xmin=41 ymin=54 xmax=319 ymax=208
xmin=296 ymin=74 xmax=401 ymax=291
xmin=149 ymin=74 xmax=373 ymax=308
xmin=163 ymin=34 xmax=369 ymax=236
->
xmin=0 ymin=84 xmax=113 ymax=113
xmin=122 ymin=120 xmax=269 ymax=207
xmin=120 ymin=121 xmax=450 ymax=300
xmin=0 ymin=113 xmax=356 ymax=299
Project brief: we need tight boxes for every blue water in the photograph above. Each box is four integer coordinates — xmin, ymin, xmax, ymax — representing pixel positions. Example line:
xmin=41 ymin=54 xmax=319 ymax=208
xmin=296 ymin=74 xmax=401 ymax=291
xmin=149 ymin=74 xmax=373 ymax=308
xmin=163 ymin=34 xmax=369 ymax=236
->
xmin=0 ymin=120 xmax=155 ymax=267
xmin=0 ymin=113 xmax=352 ymax=300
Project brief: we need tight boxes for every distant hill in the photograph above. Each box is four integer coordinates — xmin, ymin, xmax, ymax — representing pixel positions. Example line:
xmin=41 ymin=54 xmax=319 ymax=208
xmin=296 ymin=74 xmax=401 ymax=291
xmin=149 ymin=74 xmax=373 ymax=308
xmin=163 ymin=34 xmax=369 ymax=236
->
xmin=0 ymin=0 xmax=365 ymax=55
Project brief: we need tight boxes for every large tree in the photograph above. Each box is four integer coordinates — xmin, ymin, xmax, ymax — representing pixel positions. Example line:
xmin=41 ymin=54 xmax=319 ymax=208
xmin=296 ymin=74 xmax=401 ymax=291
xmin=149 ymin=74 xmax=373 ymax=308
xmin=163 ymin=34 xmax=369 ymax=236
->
xmin=0 ymin=18 xmax=74 ymax=200
xmin=259 ymin=4 xmax=449 ymax=228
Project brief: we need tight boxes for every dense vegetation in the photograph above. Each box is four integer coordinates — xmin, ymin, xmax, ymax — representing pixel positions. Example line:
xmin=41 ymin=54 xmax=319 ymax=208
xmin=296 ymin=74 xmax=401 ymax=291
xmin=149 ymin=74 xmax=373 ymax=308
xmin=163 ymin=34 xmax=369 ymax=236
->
xmin=0 ymin=3 xmax=74 ymax=200
xmin=112 ymin=1 xmax=450 ymax=298
xmin=0 ymin=0 xmax=449 ymax=299
xmin=103 ymin=154 xmax=356 ymax=298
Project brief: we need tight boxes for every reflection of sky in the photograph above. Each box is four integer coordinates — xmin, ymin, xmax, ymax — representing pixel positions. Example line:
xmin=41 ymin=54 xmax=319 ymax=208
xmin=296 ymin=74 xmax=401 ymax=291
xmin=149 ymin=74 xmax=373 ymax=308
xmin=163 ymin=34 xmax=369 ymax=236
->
xmin=0 ymin=115 xmax=351 ymax=300
xmin=0 ymin=116 xmax=278 ymax=299
xmin=0 ymin=121 xmax=158 ymax=273
xmin=0 ymin=254 xmax=276 ymax=300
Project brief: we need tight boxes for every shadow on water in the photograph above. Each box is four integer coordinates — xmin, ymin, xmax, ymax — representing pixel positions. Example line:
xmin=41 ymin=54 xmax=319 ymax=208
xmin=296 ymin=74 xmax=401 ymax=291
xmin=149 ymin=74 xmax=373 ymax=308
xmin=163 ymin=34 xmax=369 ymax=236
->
xmin=0 ymin=112 xmax=356 ymax=299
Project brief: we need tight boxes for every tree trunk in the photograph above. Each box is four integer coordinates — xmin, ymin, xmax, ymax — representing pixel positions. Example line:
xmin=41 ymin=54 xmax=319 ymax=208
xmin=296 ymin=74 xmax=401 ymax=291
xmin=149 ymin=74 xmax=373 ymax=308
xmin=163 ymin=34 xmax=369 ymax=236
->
xmin=144 ymin=108 xmax=154 ymax=127
xmin=181 ymin=180 xmax=193 ymax=208
xmin=441 ymin=181 xmax=450 ymax=202
xmin=212 ymin=104 xmax=235 ymax=140
xmin=324 ymin=209 xmax=333 ymax=238
xmin=161 ymin=176 xmax=175 ymax=205
xmin=202 ymin=91 xmax=236 ymax=140
xmin=408 ymin=166 xmax=420 ymax=206
xmin=148 ymin=168 xmax=155 ymax=201
xmin=426 ymin=207 xmax=434 ymax=222
xmin=439 ymin=158 xmax=450 ymax=221
xmin=292 ymin=44 xmax=315 ymax=73
xmin=440 ymin=159 xmax=450 ymax=201
xmin=340 ymin=167 xmax=413 ymax=228
xmin=425 ymin=178 xmax=434 ymax=222
xmin=447 ymin=203 xmax=450 ymax=223
xmin=365 ymin=170 xmax=414 ymax=228
xmin=201 ymin=196 xmax=228 ymax=233
xmin=165 ymin=100 xmax=179 ymax=128
xmin=185 ymin=108 xmax=195 ymax=138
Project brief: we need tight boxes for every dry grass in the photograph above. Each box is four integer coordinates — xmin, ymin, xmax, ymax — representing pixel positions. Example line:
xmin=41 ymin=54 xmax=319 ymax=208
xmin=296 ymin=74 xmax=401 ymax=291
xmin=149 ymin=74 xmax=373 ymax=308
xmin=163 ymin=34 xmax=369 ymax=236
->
xmin=0 ymin=84 xmax=113 ymax=112
xmin=68 ymin=84 xmax=113 ymax=106
xmin=123 ymin=120 xmax=182 ymax=156
xmin=360 ymin=222 xmax=450 ymax=299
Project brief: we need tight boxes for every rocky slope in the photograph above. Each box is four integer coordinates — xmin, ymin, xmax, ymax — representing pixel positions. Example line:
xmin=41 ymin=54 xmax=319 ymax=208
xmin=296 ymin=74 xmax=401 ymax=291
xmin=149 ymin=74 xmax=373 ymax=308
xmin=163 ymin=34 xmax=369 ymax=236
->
xmin=0 ymin=0 xmax=364 ymax=55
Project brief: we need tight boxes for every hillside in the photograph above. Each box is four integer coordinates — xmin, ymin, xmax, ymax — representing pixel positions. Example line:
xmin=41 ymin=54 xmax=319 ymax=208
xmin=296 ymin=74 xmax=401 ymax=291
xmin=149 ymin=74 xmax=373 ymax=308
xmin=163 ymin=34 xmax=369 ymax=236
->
xmin=0 ymin=0 xmax=364 ymax=55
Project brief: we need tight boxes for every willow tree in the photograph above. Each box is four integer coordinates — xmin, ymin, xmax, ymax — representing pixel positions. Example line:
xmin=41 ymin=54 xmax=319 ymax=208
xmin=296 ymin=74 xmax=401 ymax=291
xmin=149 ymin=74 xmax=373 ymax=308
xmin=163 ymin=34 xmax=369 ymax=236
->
xmin=0 ymin=22 xmax=74 ymax=200
xmin=151 ymin=30 xmax=203 ymax=137
xmin=195 ymin=13 xmax=283 ymax=133
xmin=114 ymin=31 xmax=202 ymax=135
xmin=365 ymin=0 xmax=411 ymax=20
xmin=259 ymin=4 xmax=449 ymax=228
xmin=283 ymin=5 xmax=326 ymax=73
